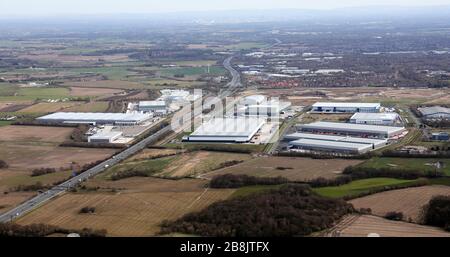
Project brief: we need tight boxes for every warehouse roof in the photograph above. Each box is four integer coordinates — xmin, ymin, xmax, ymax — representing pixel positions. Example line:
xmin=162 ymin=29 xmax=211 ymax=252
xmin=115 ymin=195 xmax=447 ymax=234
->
xmin=37 ymin=112 xmax=151 ymax=122
xmin=139 ymin=101 xmax=166 ymax=107
xmin=289 ymin=138 xmax=373 ymax=152
xmin=188 ymin=117 xmax=266 ymax=142
xmin=350 ymin=112 xmax=399 ymax=120
xmin=312 ymin=102 xmax=381 ymax=108
xmin=298 ymin=122 xmax=405 ymax=135
xmin=418 ymin=106 xmax=450 ymax=116
xmin=284 ymin=133 xmax=388 ymax=145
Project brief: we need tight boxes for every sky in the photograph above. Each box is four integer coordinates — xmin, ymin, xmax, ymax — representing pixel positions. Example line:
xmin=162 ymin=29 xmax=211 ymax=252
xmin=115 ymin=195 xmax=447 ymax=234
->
xmin=1 ymin=0 xmax=450 ymax=15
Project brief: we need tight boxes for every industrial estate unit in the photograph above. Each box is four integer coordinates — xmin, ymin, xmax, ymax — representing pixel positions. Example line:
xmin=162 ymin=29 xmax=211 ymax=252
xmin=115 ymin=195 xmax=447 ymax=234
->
xmin=311 ymin=102 xmax=381 ymax=113
xmin=36 ymin=112 xmax=152 ymax=126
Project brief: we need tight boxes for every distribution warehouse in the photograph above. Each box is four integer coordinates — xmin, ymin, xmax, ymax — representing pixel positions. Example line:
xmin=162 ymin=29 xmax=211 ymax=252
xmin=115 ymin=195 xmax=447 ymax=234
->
xmin=185 ymin=117 xmax=266 ymax=143
xmin=36 ymin=112 xmax=152 ymax=125
xmin=311 ymin=102 xmax=381 ymax=113
xmin=297 ymin=121 xmax=406 ymax=138
xmin=350 ymin=112 xmax=401 ymax=125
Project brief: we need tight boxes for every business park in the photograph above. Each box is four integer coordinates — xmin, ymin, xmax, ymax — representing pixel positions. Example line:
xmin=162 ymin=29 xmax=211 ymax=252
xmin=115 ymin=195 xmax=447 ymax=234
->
xmin=282 ymin=101 xmax=407 ymax=155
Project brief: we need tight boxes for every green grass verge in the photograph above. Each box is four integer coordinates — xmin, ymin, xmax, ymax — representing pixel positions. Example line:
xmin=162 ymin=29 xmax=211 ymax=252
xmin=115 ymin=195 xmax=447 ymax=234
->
xmin=0 ymin=87 xmax=70 ymax=101
xmin=312 ymin=178 xmax=421 ymax=198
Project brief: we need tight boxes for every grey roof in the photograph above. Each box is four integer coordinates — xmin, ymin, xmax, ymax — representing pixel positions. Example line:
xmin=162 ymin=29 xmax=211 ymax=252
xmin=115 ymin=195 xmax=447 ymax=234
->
xmin=298 ymin=122 xmax=405 ymax=135
xmin=37 ymin=112 xmax=151 ymax=123
xmin=139 ymin=101 xmax=166 ymax=107
xmin=313 ymin=102 xmax=381 ymax=108
xmin=190 ymin=117 xmax=265 ymax=137
xmin=89 ymin=131 xmax=123 ymax=140
xmin=350 ymin=112 xmax=399 ymax=121
xmin=289 ymin=138 xmax=373 ymax=152
xmin=284 ymin=133 xmax=388 ymax=145
xmin=418 ymin=106 xmax=450 ymax=116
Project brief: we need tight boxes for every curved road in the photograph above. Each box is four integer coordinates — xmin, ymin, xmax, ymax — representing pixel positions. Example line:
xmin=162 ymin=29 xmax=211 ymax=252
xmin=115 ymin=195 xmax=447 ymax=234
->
xmin=0 ymin=56 xmax=242 ymax=223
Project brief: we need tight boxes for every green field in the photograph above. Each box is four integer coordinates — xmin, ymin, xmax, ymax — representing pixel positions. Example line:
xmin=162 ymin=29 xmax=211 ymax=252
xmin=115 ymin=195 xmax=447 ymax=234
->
xmin=0 ymin=120 xmax=13 ymax=127
xmin=60 ymin=66 xmax=131 ymax=80
xmin=0 ymin=87 xmax=70 ymax=101
xmin=0 ymin=170 xmax=73 ymax=189
xmin=160 ymin=66 xmax=226 ymax=77
xmin=97 ymin=157 xmax=175 ymax=180
xmin=224 ymin=42 xmax=268 ymax=50
xmin=230 ymin=184 xmax=284 ymax=198
xmin=312 ymin=178 xmax=421 ymax=198
xmin=358 ymin=157 xmax=450 ymax=176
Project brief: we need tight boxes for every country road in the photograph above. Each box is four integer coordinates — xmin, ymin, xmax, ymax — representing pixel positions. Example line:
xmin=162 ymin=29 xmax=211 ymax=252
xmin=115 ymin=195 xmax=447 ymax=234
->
xmin=0 ymin=56 xmax=243 ymax=223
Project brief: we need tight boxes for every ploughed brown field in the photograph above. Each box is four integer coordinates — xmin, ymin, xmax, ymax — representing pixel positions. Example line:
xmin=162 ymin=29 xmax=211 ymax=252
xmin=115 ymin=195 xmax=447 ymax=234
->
xmin=17 ymin=177 xmax=235 ymax=236
xmin=326 ymin=215 xmax=450 ymax=237
xmin=0 ymin=125 xmax=74 ymax=143
xmin=349 ymin=186 xmax=450 ymax=222
xmin=201 ymin=156 xmax=363 ymax=181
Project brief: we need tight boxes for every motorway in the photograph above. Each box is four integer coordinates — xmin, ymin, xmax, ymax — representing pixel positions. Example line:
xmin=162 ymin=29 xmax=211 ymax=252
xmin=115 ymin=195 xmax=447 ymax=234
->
xmin=0 ymin=56 xmax=242 ymax=223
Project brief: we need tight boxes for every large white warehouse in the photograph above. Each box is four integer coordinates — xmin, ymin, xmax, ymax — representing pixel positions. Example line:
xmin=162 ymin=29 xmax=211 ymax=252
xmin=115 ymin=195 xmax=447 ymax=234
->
xmin=284 ymin=132 xmax=388 ymax=148
xmin=186 ymin=117 xmax=266 ymax=143
xmin=312 ymin=102 xmax=381 ymax=113
xmin=350 ymin=112 xmax=401 ymax=125
xmin=288 ymin=139 xmax=374 ymax=154
xmin=37 ymin=112 xmax=152 ymax=126
xmin=297 ymin=121 xmax=406 ymax=138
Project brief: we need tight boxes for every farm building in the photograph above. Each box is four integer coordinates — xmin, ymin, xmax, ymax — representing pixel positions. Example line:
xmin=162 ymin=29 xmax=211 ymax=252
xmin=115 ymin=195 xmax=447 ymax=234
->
xmin=284 ymin=132 xmax=388 ymax=149
xmin=185 ymin=117 xmax=266 ymax=143
xmin=296 ymin=121 xmax=406 ymax=139
xmin=418 ymin=106 xmax=450 ymax=120
xmin=311 ymin=102 xmax=381 ymax=113
xmin=138 ymin=101 xmax=167 ymax=113
xmin=36 ymin=112 xmax=152 ymax=126
xmin=88 ymin=131 xmax=123 ymax=143
xmin=350 ymin=112 xmax=401 ymax=125
xmin=288 ymin=139 xmax=375 ymax=154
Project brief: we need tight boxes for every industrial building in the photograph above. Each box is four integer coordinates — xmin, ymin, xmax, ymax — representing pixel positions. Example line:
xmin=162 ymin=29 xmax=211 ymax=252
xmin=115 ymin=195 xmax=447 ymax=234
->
xmin=311 ymin=102 xmax=381 ymax=113
xmin=36 ymin=112 xmax=152 ymax=126
xmin=242 ymin=95 xmax=267 ymax=105
xmin=185 ymin=117 xmax=266 ymax=143
xmin=431 ymin=132 xmax=449 ymax=141
xmin=237 ymin=101 xmax=292 ymax=117
xmin=138 ymin=101 xmax=167 ymax=114
xmin=297 ymin=121 xmax=406 ymax=139
xmin=418 ymin=106 xmax=450 ymax=120
xmin=284 ymin=133 xmax=388 ymax=147
xmin=288 ymin=139 xmax=375 ymax=154
xmin=350 ymin=112 xmax=401 ymax=125
xmin=88 ymin=131 xmax=123 ymax=143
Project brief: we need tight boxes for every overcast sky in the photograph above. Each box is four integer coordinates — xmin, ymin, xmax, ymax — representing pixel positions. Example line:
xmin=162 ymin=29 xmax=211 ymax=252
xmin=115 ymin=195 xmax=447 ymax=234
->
xmin=1 ymin=0 xmax=450 ymax=15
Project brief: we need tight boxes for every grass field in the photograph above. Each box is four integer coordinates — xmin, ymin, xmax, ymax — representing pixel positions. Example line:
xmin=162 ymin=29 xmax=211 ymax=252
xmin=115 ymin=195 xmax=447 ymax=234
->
xmin=349 ymin=185 xmax=450 ymax=222
xmin=0 ymin=120 xmax=13 ymax=127
xmin=202 ymin=157 xmax=363 ymax=181
xmin=0 ymin=125 xmax=73 ymax=144
xmin=313 ymin=178 xmax=421 ymax=198
xmin=61 ymin=101 xmax=109 ymax=112
xmin=230 ymin=184 xmax=284 ymax=198
xmin=17 ymin=177 xmax=235 ymax=236
xmin=0 ymin=87 xmax=70 ymax=101
xmin=64 ymin=80 xmax=145 ymax=90
xmin=358 ymin=157 xmax=450 ymax=176
xmin=17 ymin=102 xmax=81 ymax=113
xmin=100 ymin=151 xmax=252 ymax=179
xmin=224 ymin=42 xmax=268 ymax=50
xmin=160 ymin=66 xmax=226 ymax=77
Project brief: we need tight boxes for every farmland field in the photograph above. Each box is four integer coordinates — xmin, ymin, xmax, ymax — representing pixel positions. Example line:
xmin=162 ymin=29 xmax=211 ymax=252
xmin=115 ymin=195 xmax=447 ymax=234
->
xmin=69 ymin=87 xmax=124 ymax=97
xmin=100 ymin=151 xmax=252 ymax=179
xmin=0 ymin=125 xmax=73 ymax=144
xmin=17 ymin=102 xmax=81 ymax=113
xmin=202 ymin=157 xmax=363 ymax=181
xmin=358 ymin=157 xmax=450 ymax=176
xmin=349 ymin=185 xmax=450 ymax=222
xmin=326 ymin=215 xmax=450 ymax=237
xmin=312 ymin=178 xmax=422 ymax=198
xmin=0 ymin=87 xmax=70 ymax=101
xmin=64 ymin=80 xmax=144 ymax=90
xmin=17 ymin=177 xmax=235 ymax=236
xmin=61 ymin=101 xmax=109 ymax=112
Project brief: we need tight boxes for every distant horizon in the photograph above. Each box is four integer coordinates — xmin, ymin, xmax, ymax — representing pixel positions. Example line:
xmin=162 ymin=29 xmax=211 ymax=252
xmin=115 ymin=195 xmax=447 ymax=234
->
xmin=1 ymin=0 xmax=450 ymax=17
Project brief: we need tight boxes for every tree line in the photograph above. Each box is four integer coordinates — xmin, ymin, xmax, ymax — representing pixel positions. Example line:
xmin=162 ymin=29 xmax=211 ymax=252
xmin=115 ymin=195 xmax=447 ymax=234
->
xmin=0 ymin=223 xmax=107 ymax=237
xmin=160 ymin=184 xmax=354 ymax=237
